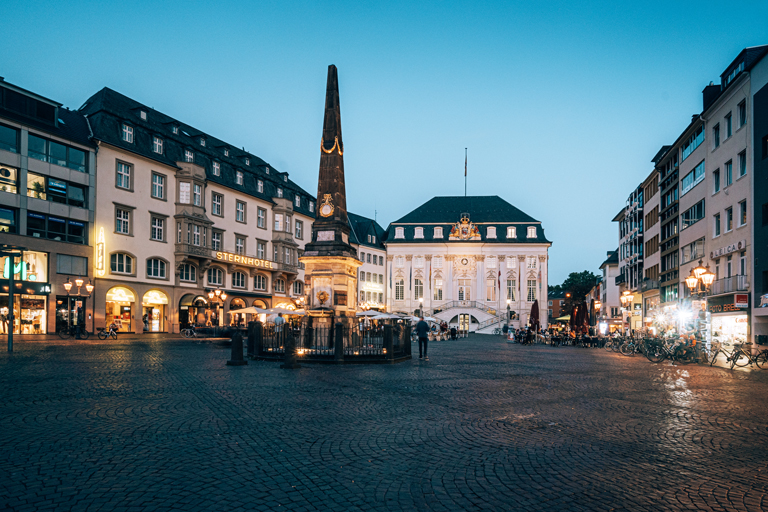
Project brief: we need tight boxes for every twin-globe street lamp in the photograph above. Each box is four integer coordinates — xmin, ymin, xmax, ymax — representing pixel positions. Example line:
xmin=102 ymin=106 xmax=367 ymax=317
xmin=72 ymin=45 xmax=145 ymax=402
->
xmin=684 ymin=259 xmax=716 ymax=295
xmin=207 ymin=288 xmax=227 ymax=326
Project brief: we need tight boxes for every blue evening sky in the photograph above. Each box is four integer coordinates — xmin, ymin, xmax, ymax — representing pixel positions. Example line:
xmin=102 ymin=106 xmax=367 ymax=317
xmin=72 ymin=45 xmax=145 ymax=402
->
xmin=4 ymin=0 xmax=767 ymax=284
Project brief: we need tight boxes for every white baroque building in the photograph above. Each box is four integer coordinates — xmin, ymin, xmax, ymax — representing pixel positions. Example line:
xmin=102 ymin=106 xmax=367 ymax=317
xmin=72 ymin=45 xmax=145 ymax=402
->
xmin=384 ymin=196 xmax=551 ymax=332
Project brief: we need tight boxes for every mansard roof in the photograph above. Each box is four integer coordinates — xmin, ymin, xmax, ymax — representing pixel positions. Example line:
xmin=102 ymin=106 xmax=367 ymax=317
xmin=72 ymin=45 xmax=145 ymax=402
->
xmin=78 ymin=87 xmax=314 ymax=217
xmin=385 ymin=195 xmax=550 ymax=244
xmin=348 ymin=212 xmax=386 ymax=250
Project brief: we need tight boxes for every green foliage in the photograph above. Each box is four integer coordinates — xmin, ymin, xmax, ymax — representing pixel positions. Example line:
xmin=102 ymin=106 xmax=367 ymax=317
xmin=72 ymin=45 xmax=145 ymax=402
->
xmin=550 ymin=271 xmax=599 ymax=310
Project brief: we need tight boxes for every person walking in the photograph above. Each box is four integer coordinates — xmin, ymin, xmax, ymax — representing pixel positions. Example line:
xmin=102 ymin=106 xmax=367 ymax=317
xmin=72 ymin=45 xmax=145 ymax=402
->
xmin=416 ymin=315 xmax=430 ymax=360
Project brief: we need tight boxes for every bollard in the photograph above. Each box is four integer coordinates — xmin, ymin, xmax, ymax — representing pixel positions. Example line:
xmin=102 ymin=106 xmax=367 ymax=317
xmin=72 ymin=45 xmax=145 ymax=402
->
xmin=246 ymin=321 xmax=256 ymax=358
xmin=280 ymin=328 xmax=301 ymax=369
xmin=384 ymin=324 xmax=394 ymax=362
xmin=227 ymin=331 xmax=248 ymax=366
xmin=334 ymin=322 xmax=344 ymax=362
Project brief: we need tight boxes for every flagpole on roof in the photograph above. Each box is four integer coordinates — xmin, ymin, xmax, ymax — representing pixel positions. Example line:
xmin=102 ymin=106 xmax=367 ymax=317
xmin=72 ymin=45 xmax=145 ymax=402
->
xmin=464 ymin=148 xmax=467 ymax=197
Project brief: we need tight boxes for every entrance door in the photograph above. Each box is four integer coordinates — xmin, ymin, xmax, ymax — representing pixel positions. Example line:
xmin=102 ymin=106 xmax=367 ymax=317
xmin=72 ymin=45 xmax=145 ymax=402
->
xmin=458 ymin=279 xmax=471 ymax=301
xmin=459 ymin=314 xmax=470 ymax=332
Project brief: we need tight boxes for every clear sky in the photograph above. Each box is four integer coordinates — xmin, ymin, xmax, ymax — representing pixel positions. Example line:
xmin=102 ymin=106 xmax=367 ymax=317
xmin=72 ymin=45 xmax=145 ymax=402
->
xmin=4 ymin=0 xmax=767 ymax=284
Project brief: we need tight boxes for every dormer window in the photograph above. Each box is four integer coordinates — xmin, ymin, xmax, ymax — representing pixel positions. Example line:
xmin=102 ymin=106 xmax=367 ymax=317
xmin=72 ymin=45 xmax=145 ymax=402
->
xmin=367 ymin=234 xmax=372 ymax=243
xmin=140 ymin=111 xmax=147 ymax=120
xmin=184 ymin=149 xmax=194 ymax=163
xmin=434 ymin=227 xmax=443 ymax=238
xmin=200 ymin=138 xmax=206 ymax=147
xmin=283 ymin=175 xmax=287 ymax=182
xmin=265 ymin=166 xmax=270 ymax=174
xmin=395 ymin=227 xmax=404 ymax=239
xmin=172 ymin=126 xmax=179 ymax=135
xmin=507 ymin=226 xmax=516 ymax=238
xmin=414 ymin=227 xmax=424 ymax=239
xmin=224 ymin=148 xmax=229 ymax=156
xmin=309 ymin=201 xmax=314 ymax=212
xmin=212 ymin=161 xmax=220 ymax=176
xmin=372 ymin=236 xmax=376 ymax=244
xmin=295 ymin=195 xmax=300 ymax=207
xmin=258 ymin=180 xmax=264 ymax=193
xmin=245 ymin=157 xmax=250 ymax=166
xmin=277 ymin=188 xmax=283 ymax=198
xmin=527 ymin=226 xmax=536 ymax=238
xmin=153 ymin=136 xmax=163 ymax=154
xmin=122 ymin=124 xmax=134 ymax=143
xmin=487 ymin=227 xmax=497 ymax=238
xmin=236 ymin=171 xmax=243 ymax=185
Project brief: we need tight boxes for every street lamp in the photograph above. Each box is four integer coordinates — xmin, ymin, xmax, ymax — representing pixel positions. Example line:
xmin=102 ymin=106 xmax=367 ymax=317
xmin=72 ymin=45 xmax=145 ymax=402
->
xmin=685 ymin=260 xmax=716 ymax=296
xmin=64 ymin=277 xmax=93 ymax=298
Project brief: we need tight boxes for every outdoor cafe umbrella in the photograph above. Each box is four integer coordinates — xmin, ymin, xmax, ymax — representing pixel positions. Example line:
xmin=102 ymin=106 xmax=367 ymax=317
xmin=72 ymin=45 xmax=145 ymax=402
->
xmin=269 ymin=307 xmax=306 ymax=316
xmin=530 ymin=300 xmax=540 ymax=333
xmin=580 ymin=301 xmax=590 ymax=333
xmin=228 ymin=306 xmax=270 ymax=316
xmin=589 ymin=298 xmax=596 ymax=327
xmin=356 ymin=310 xmax=380 ymax=317
xmin=569 ymin=305 xmax=577 ymax=331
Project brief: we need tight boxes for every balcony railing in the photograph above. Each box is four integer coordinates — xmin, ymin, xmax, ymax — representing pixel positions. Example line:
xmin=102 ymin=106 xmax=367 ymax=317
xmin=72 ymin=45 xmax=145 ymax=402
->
xmin=708 ymin=275 xmax=748 ymax=296
xmin=615 ymin=275 xmax=626 ymax=285
xmin=640 ymin=279 xmax=660 ymax=292
xmin=175 ymin=243 xmax=213 ymax=259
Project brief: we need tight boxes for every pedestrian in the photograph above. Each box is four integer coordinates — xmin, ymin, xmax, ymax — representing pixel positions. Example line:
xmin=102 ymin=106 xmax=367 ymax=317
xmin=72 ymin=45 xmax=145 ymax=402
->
xmin=274 ymin=313 xmax=285 ymax=333
xmin=502 ymin=323 xmax=508 ymax=337
xmin=416 ymin=315 xmax=430 ymax=360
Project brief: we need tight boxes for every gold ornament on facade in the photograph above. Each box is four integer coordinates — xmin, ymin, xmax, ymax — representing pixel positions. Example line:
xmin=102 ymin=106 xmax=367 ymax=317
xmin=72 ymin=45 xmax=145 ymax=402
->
xmin=317 ymin=291 xmax=329 ymax=306
xmin=448 ymin=214 xmax=481 ymax=240
xmin=320 ymin=137 xmax=343 ymax=155
xmin=319 ymin=194 xmax=335 ymax=217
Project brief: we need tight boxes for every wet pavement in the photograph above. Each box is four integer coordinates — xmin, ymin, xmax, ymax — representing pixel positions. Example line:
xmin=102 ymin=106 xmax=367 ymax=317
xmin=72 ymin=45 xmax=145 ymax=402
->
xmin=1 ymin=335 xmax=767 ymax=511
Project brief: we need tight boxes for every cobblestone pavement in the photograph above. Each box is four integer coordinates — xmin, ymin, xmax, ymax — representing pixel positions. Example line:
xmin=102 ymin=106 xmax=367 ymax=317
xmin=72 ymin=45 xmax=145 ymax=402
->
xmin=1 ymin=336 xmax=768 ymax=511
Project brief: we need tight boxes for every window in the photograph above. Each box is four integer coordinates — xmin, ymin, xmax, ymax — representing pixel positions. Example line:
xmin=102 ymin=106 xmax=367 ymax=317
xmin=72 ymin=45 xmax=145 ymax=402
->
xmin=725 ymin=113 xmax=732 ymax=138
xmin=360 ymin=291 xmax=366 ymax=303
xmin=283 ymin=175 xmax=287 ymax=182
xmin=207 ymin=267 xmax=223 ymax=286
xmin=295 ymin=220 xmax=303 ymax=239
xmin=487 ymin=227 xmax=496 ymax=238
xmin=433 ymin=256 xmax=442 ymax=268
xmin=232 ymin=272 xmax=246 ymax=288
xmin=212 ymin=231 xmax=221 ymax=251
xmin=486 ymin=279 xmax=496 ymax=301
xmin=714 ymin=213 xmax=721 ymax=237
xmin=277 ymin=188 xmax=283 ymax=198
xmin=56 ymin=255 xmax=87 ymax=276
xmin=26 ymin=176 xmax=86 ymax=208
xmin=506 ymin=226 xmax=516 ymax=238
xmin=223 ymin=148 xmax=228 ymax=156
xmin=681 ymin=125 xmax=704 ymax=161
xmin=265 ymin=166 xmax=269 ymax=174
xmin=27 ymin=213 xmax=86 ymax=244
xmin=257 ymin=208 xmax=266 ymax=228
xmin=0 ymin=207 xmax=15 ymax=233
xmin=245 ymin=158 xmax=250 ymax=166
xmin=360 ymin=251 xmax=365 ymax=262
xmin=738 ymin=151 xmax=746 ymax=177
xmin=486 ymin=257 xmax=497 ymax=269
xmin=395 ymin=279 xmax=404 ymax=301
xmin=527 ymin=257 xmax=537 ymax=269
xmin=414 ymin=256 xmax=424 ymax=268
xmin=395 ymin=256 xmax=404 ymax=268
xmin=414 ymin=279 xmax=423 ymax=300
xmin=199 ymin=138 xmax=206 ymax=147
xmin=681 ymin=238 xmax=705 ymax=265
xmin=0 ymin=124 xmax=19 ymax=152
xmin=153 ymin=136 xmax=163 ymax=154
xmin=367 ymin=234 xmax=372 ymax=243
xmin=367 ymin=254 xmax=372 ymax=264
xmin=177 ymin=222 xmax=181 ymax=243
xmin=713 ymin=169 xmax=720 ymax=193
xmin=213 ymin=161 xmax=220 ymax=176
xmin=146 ymin=258 xmax=166 ymax=279
xmin=235 ymin=236 xmax=245 ymax=255
xmin=110 ymin=253 xmax=133 ymax=274
xmin=414 ymin=227 xmax=423 ymax=238
xmin=434 ymin=279 xmax=443 ymax=301
xmin=725 ymin=160 xmax=733 ymax=186
xmin=116 ymin=162 xmax=131 ymax=189
xmin=193 ymin=184 xmax=202 ymax=206
xmin=274 ymin=246 xmax=278 ymax=262
xmin=274 ymin=279 xmax=285 ymax=293
xmin=434 ymin=227 xmax=443 ymax=238
xmin=681 ymin=160 xmax=705 ymax=195
xmin=740 ymin=251 xmax=746 ymax=276
xmin=212 ymin=193 xmax=222 ymax=216
xmin=151 ymin=173 xmax=165 ymax=199
xmin=179 ymin=182 xmax=190 ymax=203
xmin=257 ymin=180 xmax=263 ymax=193
xmin=236 ymin=200 xmax=245 ymax=222
xmin=184 ymin=149 xmax=194 ymax=163
xmin=713 ymin=124 xmax=720 ymax=148
xmin=379 ymin=274 xmax=384 ymax=284
xmin=172 ymin=126 xmax=179 ymax=135
xmin=395 ymin=227 xmax=404 ymax=239
xmin=28 ymin=135 xmax=87 ymax=172
xmin=507 ymin=280 xmax=516 ymax=301
xmin=255 ymin=274 xmax=267 ymax=290
xmin=25 ymin=171 xmax=45 ymax=199
xmin=726 ymin=207 xmax=733 ymax=232
xmin=236 ymin=171 xmax=243 ymax=185
xmin=293 ymin=280 xmax=303 ymax=295
xmin=739 ymin=200 xmax=747 ymax=227
xmin=122 ymin=124 xmax=134 ymax=143
xmin=527 ymin=280 xmax=536 ymax=302
xmin=680 ymin=200 xmax=705 ymax=230
xmin=738 ymin=101 xmax=746 ymax=127
xmin=150 ymin=217 xmax=164 ymax=241
xmin=257 ymin=241 xmax=265 ymax=260
xmin=295 ymin=195 xmax=301 ymax=208
xmin=527 ymin=226 xmax=536 ymax=238
xmin=179 ymin=264 xmax=196 ymax=282
xmin=115 ymin=208 xmax=130 ymax=234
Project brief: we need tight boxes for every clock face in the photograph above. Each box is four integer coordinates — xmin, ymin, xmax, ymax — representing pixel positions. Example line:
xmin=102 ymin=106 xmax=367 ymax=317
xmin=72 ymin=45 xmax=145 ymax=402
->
xmin=461 ymin=258 xmax=468 ymax=266
xmin=320 ymin=204 xmax=333 ymax=217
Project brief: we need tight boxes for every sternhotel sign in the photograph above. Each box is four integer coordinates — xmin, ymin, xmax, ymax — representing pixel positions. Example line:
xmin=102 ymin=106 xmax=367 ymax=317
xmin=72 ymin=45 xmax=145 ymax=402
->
xmin=215 ymin=251 xmax=274 ymax=269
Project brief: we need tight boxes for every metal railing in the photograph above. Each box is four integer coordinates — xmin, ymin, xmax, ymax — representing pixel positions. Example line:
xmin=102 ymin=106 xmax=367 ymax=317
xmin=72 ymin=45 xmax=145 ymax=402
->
xmin=640 ymin=279 xmax=660 ymax=292
xmin=708 ymin=275 xmax=748 ymax=295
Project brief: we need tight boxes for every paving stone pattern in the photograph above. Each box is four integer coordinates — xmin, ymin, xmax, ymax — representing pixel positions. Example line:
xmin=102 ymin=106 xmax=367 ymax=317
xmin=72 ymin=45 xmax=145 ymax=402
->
xmin=1 ymin=336 xmax=768 ymax=511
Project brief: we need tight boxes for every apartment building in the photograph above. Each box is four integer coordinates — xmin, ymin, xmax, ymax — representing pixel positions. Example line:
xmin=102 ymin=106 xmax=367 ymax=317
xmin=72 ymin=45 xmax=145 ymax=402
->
xmin=613 ymin=185 xmax=643 ymax=331
xmin=348 ymin=212 xmax=387 ymax=310
xmin=641 ymin=164 xmax=661 ymax=327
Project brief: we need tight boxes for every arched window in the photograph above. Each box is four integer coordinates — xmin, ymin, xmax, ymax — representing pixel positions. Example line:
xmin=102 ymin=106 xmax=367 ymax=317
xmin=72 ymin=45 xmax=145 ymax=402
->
xmin=232 ymin=271 xmax=246 ymax=288
xmin=395 ymin=279 xmax=404 ymax=301
xmin=292 ymin=280 xmax=303 ymax=295
xmin=110 ymin=253 xmax=133 ymax=274
xmin=207 ymin=267 xmax=223 ymax=286
xmin=527 ymin=226 xmax=536 ymax=238
xmin=487 ymin=227 xmax=497 ymax=238
xmin=179 ymin=264 xmax=196 ymax=282
xmin=395 ymin=227 xmax=404 ymax=239
xmin=414 ymin=279 xmax=423 ymax=300
xmin=254 ymin=274 xmax=267 ymax=291
xmin=359 ymin=291 xmax=365 ymax=302
xmin=275 ymin=279 xmax=285 ymax=293
xmin=433 ymin=227 xmax=443 ymax=238
xmin=507 ymin=226 xmax=516 ymax=238
xmin=414 ymin=227 xmax=424 ymax=238
xmin=146 ymin=258 xmax=166 ymax=279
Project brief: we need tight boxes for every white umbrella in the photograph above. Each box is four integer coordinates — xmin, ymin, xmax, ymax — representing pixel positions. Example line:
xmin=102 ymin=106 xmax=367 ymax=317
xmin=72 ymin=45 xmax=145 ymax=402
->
xmin=356 ymin=310 xmax=380 ymax=317
xmin=228 ymin=306 xmax=270 ymax=315
xmin=372 ymin=313 xmax=400 ymax=320
xmin=269 ymin=307 xmax=306 ymax=316
xmin=424 ymin=317 xmax=438 ymax=322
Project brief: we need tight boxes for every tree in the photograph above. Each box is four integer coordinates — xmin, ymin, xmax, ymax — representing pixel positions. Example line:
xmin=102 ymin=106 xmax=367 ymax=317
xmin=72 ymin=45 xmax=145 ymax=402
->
xmin=552 ymin=271 xmax=599 ymax=312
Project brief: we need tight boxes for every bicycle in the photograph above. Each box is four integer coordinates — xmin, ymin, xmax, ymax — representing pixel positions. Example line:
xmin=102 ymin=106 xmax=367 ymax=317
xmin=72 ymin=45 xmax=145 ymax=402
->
xmin=57 ymin=324 xmax=90 ymax=340
xmin=492 ymin=327 xmax=503 ymax=335
xmin=181 ymin=326 xmax=204 ymax=338
xmin=644 ymin=338 xmax=697 ymax=364
xmin=97 ymin=323 xmax=118 ymax=340
xmin=620 ymin=338 xmax=645 ymax=356
xmin=727 ymin=342 xmax=765 ymax=369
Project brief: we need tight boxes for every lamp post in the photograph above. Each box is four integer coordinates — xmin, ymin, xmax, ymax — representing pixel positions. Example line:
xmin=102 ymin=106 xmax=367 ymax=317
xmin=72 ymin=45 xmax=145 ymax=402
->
xmin=685 ymin=260 xmax=716 ymax=297
xmin=206 ymin=288 xmax=227 ymax=326
xmin=62 ymin=276 xmax=94 ymax=339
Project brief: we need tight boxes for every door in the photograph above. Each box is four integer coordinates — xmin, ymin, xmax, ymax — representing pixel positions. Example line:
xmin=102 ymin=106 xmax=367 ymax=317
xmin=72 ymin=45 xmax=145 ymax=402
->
xmin=459 ymin=314 xmax=470 ymax=332
xmin=458 ymin=279 xmax=471 ymax=301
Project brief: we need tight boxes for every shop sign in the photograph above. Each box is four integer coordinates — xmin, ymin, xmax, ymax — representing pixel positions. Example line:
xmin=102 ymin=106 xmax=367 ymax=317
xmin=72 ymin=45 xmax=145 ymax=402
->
xmin=707 ymin=294 xmax=749 ymax=314
xmin=96 ymin=227 xmax=106 ymax=277
xmin=215 ymin=251 xmax=274 ymax=269
xmin=735 ymin=294 xmax=749 ymax=308
xmin=710 ymin=239 xmax=746 ymax=259
xmin=2 ymin=258 xmax=32 ymax=281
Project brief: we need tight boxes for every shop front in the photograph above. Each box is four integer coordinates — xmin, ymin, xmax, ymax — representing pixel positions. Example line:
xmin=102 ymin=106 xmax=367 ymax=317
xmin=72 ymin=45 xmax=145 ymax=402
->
xmin=142 ymin=290 xmax=169 ymax=332
xmin=179 ymin=294 xmax=208 ymax=328
xmin=707 ymin=293 xmax=750 ymax=346
xmin=106 ymin=286 xmax=135 ymax=332
xmin=0 ymin=251 xmax=51 ymax=335
xmin=55 ymin=296 xmax=86 ymax=334
xmin=228 ymin=297 xmax=246 ymax=326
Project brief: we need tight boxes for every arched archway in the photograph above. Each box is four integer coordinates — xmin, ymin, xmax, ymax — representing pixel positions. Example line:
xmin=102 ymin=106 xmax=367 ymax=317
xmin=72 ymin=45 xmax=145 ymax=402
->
xmin=179 ymin=294 xmax=207 ymax=328
xmin=106 ymin=286 xmax=137 ymax=332
xmin=142 ymin=289 xmax=168 ymax=332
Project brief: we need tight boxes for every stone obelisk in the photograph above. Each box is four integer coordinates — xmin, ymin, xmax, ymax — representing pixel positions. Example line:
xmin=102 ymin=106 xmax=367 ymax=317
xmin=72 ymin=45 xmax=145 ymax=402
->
xmin=300 ymin=65 xmax=361 ymax=321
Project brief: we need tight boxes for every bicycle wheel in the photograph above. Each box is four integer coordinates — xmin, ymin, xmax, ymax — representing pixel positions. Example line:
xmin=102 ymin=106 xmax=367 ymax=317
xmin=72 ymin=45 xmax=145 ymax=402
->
xmin=98 ymin=330 xmax=108 ymax=340
xmin=611 ymin=340 xmax=622 ymax=353
xmin=77 ymin=328 xmax=90 ymax=340
xmin=603 ymin=340 xmax=614 ymax=352
xmin=620 ymin=343 xmax=634 ymax=356
xmin=645 ymin=344 xmax=666 ymax=363
xmin=754 ymin=350 xmax=768 ymax=369
xmin=111 ymin=331 xmax=118 ymax=340
xmin=731 ymin=350 xmax=750 ymax=368
xmin=57 ymin=328 xmax=71 ymax=340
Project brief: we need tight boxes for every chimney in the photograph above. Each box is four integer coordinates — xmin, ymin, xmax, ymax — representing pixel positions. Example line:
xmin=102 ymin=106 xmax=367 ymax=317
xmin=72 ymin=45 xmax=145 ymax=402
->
xmin=703 ymin=82 xmax=721 ymax=111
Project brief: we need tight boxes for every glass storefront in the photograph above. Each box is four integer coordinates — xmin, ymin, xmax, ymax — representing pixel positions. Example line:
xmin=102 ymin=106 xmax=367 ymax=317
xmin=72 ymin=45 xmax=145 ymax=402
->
xmin=710 ymin=314 xmax=748 ymax=346
xmin=106 ymin=286 xmax=135 ymax=332
xmin=55 ymin=296 xmax=86 ymax=333
xmin=142 ymin=290 xmax=168 ymax=332
xmin=0 ymin=251 xmax=50 ymax=334
xmin=229 ymin=298 xmax=246 ymax=326
xmin=0 ymin=294 xmax=48 ymax=334
xmin=179 ymin=295 xmax=208 ymax=328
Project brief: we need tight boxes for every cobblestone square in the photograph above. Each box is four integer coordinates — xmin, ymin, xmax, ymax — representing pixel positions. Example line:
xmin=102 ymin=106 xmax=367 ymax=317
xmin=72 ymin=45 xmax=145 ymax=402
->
xmin=1 ymin=335 xmax=768 ymax=511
